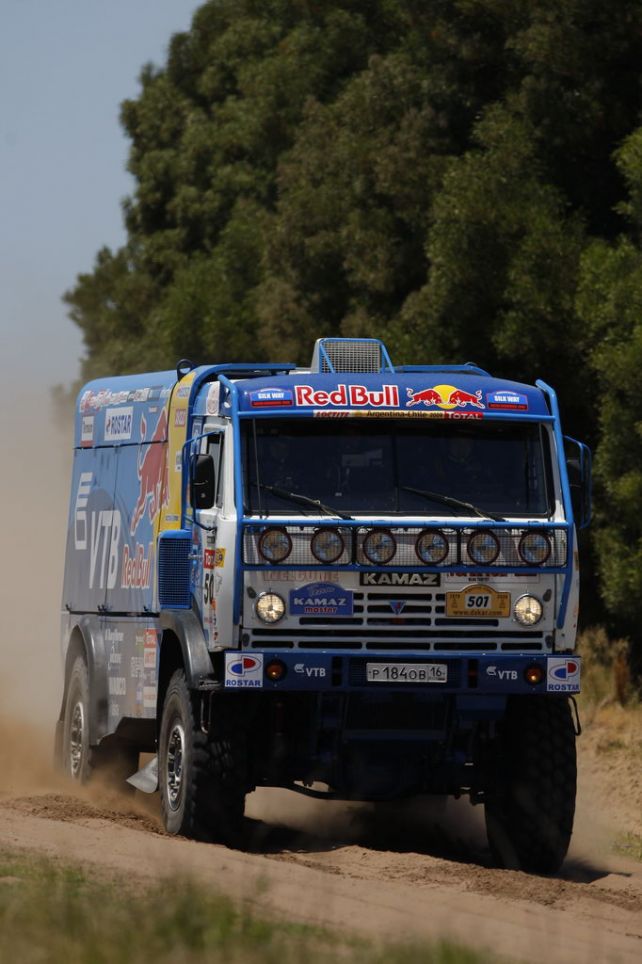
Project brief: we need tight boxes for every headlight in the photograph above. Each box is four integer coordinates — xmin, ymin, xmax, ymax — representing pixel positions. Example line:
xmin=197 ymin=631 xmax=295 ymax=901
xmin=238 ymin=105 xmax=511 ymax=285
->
xmin=518 ymin=531 xmax=551 ymax=565
xmin=258 ymin=527 xmax=292 ymax=563
xmin=311 ymin=528 xmax=345 ymax=563
xmin=416 ymin=529 xmax=449 ymax=565
xmin=467 ymin=530 xmax=500 ymax=565
xmin=256 ymin=592 xmax=286 ymax=623
xmin=363 ymin=529 xmax=396 ymax=564
xmin=514 ymin=595 xmax=543 ymax=626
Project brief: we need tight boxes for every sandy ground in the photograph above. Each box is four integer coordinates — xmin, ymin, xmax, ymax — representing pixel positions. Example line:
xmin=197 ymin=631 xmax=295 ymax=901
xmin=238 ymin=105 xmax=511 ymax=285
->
xmin=0 ymin=712 xmax=640 ymax=964
xmin=0 ymin=388 xmax=640 ymax=962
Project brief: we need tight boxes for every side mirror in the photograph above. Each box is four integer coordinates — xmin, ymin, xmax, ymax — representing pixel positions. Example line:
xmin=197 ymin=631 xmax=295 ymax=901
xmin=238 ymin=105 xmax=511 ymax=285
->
xmin=564 ymin=437 xmax=592 ymax=529
xmin=190 ymin=454 xmax=215 ymax=510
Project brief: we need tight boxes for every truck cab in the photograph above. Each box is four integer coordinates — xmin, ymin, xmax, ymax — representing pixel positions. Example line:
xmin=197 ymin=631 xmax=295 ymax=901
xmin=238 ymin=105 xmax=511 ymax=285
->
xmin=57 ymin=338 xmax=590 ymax=872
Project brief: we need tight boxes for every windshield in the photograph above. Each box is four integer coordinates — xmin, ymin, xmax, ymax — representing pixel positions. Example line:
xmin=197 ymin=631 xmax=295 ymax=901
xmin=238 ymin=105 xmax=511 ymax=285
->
xmin=242 ymin=419 xmax=553 ymax=518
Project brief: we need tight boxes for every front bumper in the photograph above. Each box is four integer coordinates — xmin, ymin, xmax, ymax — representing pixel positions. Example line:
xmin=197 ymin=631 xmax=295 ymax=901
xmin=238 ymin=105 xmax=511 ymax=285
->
xmin=222 ymin=651 xmax=581 ymax=695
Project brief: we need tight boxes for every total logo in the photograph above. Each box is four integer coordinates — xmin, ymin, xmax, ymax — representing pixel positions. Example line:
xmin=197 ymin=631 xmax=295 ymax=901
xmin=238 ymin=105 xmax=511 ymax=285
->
xmin=224 ymin=653 xmax=264 ymax=688
xmin=547 ymin=657 xmax=580 ymax=693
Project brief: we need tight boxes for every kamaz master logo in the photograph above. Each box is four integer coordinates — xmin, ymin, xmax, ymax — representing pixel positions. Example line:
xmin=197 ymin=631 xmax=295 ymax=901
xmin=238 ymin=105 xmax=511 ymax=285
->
xmin=289 ymin=582 xmax=353 ymax=616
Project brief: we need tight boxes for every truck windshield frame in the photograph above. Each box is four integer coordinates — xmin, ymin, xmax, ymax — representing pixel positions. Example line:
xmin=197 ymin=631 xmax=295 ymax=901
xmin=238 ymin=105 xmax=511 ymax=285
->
xmin=242 ymin=418 xmax=554 ymax=519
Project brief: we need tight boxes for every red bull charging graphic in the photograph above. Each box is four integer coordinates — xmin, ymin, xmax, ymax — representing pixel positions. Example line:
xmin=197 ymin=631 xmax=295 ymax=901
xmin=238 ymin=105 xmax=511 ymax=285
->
xmin=130 ymin=410 xmax=170 ymax=536
xmin=406 ymin=385 xmax=485 ymax=410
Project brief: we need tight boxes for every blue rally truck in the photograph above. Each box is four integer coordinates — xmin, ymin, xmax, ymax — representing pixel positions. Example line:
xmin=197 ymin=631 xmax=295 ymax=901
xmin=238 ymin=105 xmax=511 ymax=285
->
xmin=56 ymin=338 xmax=590 ymax=873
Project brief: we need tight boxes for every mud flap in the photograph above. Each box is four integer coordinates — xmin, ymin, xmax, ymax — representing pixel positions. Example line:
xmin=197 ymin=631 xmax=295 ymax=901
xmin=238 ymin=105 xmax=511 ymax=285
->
xmin=127 ymin=755 xmax=159 ymax=793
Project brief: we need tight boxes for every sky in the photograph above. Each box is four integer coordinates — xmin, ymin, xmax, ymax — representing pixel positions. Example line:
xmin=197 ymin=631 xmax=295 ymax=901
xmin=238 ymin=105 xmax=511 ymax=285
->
xmin=1 ymin=0 xmax=201 ymax=388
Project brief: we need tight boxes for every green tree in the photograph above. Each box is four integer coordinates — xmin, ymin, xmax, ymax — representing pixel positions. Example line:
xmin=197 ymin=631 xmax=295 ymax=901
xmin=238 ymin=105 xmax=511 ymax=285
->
xmin=396 ymin=105 xmax=589 ymax=434
xmin=577 ymin=129 xmax=642 ymax=662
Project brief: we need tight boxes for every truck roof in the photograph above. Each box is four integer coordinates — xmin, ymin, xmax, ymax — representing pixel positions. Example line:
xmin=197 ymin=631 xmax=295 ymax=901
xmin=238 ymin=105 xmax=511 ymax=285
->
xmin=226 ymin=370 xmax=549 ymax=419
xmin=73 ymin=364 xmax=551 ymax=446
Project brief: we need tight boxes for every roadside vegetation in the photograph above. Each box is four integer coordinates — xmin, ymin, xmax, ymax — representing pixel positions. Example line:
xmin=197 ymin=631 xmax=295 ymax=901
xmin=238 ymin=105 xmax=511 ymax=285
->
xmin=577 ymin=626 xmax=640 ymax=713
xmin=0 ymin=850 xmax=493 ymax=964
xmin=576 ymin=627 xmax=642 ymax=860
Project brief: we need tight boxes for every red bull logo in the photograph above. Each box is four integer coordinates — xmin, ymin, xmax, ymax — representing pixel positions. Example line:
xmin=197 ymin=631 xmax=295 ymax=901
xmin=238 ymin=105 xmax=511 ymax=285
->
xmin=406 ymin=384 xmax=485 ymax=410
xmin=121 ymin=541 xmax=153 ymax=589
xmin=130 ymin=409 xmax=169 ymax=536
xmin=295 ymin=384 xmax=400 ymax=407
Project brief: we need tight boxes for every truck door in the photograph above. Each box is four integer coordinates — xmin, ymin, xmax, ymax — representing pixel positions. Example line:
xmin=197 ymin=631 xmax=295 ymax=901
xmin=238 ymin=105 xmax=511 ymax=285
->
xmin=191 ymin=428 xmax=226 ymax=645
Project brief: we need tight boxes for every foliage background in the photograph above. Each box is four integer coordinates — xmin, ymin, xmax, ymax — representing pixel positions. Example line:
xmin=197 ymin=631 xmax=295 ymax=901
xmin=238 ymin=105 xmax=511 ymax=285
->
xmin=64 ymin=0 xmax=642 ymax=672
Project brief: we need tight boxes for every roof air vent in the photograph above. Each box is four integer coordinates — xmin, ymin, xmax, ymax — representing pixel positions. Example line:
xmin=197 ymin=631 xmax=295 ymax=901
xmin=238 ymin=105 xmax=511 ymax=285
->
xmin=310 ymin=338 xmax=394 ymax=373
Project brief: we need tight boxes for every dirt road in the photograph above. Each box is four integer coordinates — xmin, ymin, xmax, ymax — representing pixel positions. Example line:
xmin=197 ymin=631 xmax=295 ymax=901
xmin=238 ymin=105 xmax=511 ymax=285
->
xmin=1 ymin=726 xmax=640 ymax=964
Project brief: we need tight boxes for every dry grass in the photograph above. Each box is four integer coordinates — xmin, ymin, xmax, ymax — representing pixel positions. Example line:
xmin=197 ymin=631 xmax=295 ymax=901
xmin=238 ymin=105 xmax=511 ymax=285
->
xmin=576 ymin=627 xmax=639 ymax=717
xmin=0 ymin=850 xmax=494 ymax=964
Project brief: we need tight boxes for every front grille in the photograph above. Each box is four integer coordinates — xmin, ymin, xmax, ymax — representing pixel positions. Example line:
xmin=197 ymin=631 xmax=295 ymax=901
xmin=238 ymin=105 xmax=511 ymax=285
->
xmin=246 ymin=589 xmax=548 ymax=652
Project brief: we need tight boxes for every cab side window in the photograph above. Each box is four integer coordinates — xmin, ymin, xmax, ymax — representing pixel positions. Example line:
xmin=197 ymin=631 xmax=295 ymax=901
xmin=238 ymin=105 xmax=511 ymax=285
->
xmin=207 ymin=433 xmax=224 ymax=508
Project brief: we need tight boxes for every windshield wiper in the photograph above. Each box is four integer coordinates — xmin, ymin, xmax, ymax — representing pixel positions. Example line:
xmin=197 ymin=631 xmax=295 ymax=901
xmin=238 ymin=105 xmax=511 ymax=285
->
xmin=252 ymin=483 xmax=354 ymax=520
xmin=400 ymin=486 xmax=505 ymax=522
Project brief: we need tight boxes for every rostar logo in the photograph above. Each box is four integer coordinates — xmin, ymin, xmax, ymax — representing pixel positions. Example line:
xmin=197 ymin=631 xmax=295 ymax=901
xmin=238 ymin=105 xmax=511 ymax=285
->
xmin=224 ymin=653 xmax=264 ymax=688
xmin=546 ymin=658 xmax=581 ymax=693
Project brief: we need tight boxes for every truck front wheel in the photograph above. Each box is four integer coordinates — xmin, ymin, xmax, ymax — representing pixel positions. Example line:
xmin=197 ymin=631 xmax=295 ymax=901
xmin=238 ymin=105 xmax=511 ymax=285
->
xmin=484 ymin=696 xmax=576 ymax=874
xmin=159 ymin=670 xmax=246 ymax=845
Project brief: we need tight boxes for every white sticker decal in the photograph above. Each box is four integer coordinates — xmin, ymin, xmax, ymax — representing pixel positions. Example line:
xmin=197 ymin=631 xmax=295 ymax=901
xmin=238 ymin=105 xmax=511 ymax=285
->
xmin=81 ymin=415 xmax=94 ymax=446
xmin=206 ymin=382 xmax=221 ymax=415
xmin=224 ymin=653 xmax=263 ymax=688
xmin=143 ymin=685 xmax=157 ymax=708
xmin=547 ymin=657 xmax=580 ymax=692
xmin=104 ymin=406 xmax=133 ymax=442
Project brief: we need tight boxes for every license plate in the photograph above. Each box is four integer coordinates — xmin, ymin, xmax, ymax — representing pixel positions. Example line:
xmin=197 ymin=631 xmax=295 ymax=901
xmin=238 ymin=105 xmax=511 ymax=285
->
xmin=446 ymin=584 xmax=510 ymax=618
xmin=366 ymin=662 xmax=447 ymax=683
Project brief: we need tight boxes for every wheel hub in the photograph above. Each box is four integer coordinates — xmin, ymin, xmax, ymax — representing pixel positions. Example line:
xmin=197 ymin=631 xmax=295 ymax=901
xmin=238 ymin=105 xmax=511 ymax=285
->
xmin=166 ymin=723 xmax=186 ymax=811
xmin=69 ymin=701 xmax=85 ymax=779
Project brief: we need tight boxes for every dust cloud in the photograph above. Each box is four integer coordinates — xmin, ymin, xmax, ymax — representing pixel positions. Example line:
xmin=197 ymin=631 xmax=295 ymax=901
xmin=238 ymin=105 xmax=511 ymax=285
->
xmin=0 ymin=382 xmax=71 ymax=761
xmin=245 ymin=788 xmax=489 ymax=858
